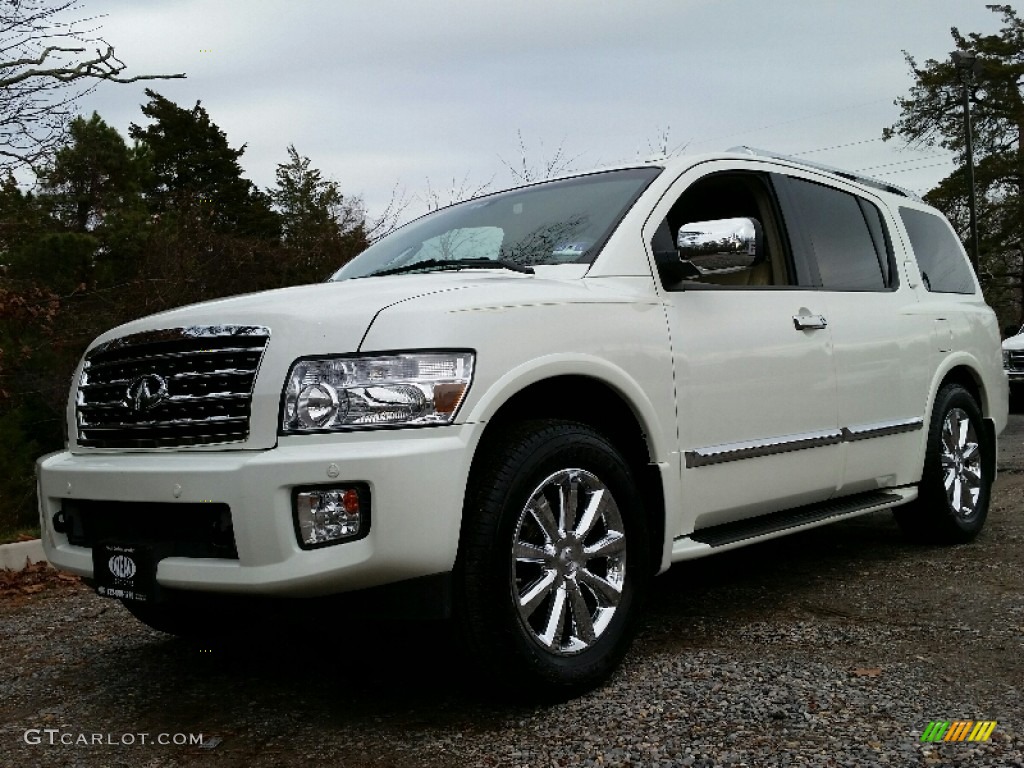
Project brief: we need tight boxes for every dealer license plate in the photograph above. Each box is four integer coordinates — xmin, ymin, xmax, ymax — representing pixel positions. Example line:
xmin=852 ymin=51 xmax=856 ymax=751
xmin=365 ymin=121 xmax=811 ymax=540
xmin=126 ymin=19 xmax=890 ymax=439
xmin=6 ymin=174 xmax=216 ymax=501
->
xmin=92 ymin=542 xmax=161 ymax=603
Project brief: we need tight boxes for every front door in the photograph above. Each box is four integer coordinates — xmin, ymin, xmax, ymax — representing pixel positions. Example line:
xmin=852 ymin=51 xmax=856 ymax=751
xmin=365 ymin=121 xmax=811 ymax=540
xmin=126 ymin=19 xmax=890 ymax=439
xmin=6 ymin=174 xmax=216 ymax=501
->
xmin=669 ymin=289 xmax=841 ymax=531
xmin=648 ymin=166 xmax=842 ymax=535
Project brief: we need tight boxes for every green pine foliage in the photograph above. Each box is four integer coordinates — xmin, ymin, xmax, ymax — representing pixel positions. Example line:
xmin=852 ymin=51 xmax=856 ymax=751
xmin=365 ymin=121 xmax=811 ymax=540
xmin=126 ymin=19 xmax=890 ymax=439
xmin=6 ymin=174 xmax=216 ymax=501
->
xmin=0 ymin=93 xmax=369 ymax=537
xmin=886 ymin=4 xmax=1024 ymax=330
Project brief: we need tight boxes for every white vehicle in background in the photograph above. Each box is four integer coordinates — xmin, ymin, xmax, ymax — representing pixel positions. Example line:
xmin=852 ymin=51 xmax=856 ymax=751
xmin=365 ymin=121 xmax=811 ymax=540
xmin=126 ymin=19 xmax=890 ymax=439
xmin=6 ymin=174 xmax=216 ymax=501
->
xmin=37 ymin=147 xmax=1009 ymax=698
xmin=1004 ymin=324 xmax=1024 ymax=398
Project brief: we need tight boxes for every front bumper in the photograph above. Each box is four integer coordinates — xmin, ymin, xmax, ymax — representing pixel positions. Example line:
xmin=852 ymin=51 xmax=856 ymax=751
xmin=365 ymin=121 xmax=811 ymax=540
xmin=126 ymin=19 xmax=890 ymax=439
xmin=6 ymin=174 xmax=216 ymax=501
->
xmin=37 ymin=426 xmax=477 ymax=597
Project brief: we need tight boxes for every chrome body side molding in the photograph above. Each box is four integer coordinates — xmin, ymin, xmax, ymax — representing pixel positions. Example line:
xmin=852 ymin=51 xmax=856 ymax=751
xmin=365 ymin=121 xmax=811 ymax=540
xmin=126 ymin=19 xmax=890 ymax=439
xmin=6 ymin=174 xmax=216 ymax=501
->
xmin=685 ymin=418 xmax=924 ymax=469
xmin=841 ymin=417 xmax=924 ymax=442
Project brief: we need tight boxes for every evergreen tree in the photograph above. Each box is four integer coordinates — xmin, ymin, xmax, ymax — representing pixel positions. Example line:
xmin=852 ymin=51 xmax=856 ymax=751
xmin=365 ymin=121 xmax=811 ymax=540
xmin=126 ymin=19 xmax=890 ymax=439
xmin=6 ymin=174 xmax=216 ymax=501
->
xmin=129 ymin=89 xmax=280 ymax=239
xmin=43 ymin=113 xmax=145 ymax=234
xmin=885 ymin=4 xmax=1024 ymax=328
xmin=269 ymin=145 xmax=367 ymax=282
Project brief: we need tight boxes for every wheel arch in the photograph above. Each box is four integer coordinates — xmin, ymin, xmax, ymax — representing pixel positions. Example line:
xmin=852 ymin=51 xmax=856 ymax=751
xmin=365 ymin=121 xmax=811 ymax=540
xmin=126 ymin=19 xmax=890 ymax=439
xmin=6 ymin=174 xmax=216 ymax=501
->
xmin=923 ymin=361 xmax=997 ymax=484
xmin=462 ymin=374 xmax=667 ymax=576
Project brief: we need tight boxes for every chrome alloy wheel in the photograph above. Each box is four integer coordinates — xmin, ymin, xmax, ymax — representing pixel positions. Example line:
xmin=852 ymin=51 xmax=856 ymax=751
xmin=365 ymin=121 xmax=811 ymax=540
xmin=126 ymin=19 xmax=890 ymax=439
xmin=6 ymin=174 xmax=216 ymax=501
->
xmin=511 ymin=468 xmax=627 ymax=656
xmin=940 ymin=407 xmax=982 ymax=519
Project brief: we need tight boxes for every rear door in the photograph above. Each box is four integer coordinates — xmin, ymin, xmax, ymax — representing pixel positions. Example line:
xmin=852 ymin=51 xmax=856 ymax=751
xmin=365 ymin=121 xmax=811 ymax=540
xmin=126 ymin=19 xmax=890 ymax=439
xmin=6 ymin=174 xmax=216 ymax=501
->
xmin=772 ymin=174 xmax=931 ymax=494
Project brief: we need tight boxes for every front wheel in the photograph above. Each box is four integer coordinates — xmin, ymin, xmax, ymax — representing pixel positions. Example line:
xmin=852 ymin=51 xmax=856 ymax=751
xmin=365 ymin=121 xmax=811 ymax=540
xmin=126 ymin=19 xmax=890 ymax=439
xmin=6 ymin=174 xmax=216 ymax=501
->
xmin=455 ymin=420 xmax=650 ymax=699
xmin=895 ymin=384 xmax=993 ymax=543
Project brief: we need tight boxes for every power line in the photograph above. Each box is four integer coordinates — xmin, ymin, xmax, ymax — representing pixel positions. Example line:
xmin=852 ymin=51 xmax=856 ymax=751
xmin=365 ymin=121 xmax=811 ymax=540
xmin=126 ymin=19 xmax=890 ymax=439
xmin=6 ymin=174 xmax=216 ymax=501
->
xmin=792 ymin=137 xmax=885 ymax=156
xmin=856 ymin=153 xmax=952 ymax=172
xmin=871 ymin=160 xmax=952 ymax=177
xmin=679 ymin=99 xmax=892 ymax=156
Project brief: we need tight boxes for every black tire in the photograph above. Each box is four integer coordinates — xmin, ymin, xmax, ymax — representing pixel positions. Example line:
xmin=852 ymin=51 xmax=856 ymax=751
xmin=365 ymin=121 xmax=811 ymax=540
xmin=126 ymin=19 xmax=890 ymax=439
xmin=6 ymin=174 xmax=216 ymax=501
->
xmin=454 ymin=419 xmax=650 ymax=699
xmin=895 ymin=384 xmax=992 ymax=543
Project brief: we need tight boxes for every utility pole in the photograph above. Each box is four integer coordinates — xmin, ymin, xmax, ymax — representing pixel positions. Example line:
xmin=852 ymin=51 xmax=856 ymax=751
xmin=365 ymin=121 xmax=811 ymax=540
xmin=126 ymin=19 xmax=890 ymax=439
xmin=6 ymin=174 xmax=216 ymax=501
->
xmin=951 ymin=50 xmax=983 ymax=273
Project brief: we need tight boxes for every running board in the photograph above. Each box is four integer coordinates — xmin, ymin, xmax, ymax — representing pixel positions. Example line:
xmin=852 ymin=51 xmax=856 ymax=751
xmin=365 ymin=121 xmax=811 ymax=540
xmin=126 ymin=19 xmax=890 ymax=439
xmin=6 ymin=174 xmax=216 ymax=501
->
xmin=671 ymin=488 xmax=914 ymax=562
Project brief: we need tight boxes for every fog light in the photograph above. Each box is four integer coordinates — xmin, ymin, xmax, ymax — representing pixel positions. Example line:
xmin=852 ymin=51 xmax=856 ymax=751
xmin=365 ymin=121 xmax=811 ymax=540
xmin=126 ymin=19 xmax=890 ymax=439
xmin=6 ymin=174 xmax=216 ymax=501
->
xmin=294 ymin=485 xmax=369 ymax=549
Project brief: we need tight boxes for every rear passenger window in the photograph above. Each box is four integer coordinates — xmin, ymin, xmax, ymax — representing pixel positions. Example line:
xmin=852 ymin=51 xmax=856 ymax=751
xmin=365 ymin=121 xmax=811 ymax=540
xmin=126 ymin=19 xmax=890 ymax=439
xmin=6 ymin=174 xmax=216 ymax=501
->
xmin=899 ymin=207 xmax=976 ymax=294
xmin=784 ymin=178 xmax=889 ymax=291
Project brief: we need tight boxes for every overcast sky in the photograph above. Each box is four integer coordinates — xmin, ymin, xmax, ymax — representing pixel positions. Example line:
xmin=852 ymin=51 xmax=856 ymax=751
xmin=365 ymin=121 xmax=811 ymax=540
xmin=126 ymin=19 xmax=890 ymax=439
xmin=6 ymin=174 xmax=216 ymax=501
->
xmin=70 ymin=0 xmax=1008 ymax=222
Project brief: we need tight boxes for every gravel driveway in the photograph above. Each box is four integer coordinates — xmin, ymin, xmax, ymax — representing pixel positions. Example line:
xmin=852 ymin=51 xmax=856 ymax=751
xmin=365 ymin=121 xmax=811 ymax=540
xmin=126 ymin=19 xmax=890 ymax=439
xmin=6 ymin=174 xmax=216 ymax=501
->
xmin=2 ymin=415 xmax=1022 ymax=767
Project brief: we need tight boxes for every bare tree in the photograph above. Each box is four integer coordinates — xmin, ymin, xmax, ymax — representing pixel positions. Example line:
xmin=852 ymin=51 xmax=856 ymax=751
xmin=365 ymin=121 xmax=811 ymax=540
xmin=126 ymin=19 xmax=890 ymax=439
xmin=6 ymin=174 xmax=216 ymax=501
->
xmin=422 ymin=172 xmax=493 ymax=212
xmin=0 ymin=0 xmax=184 ymax=172
xmin=364 ymin=181 xmax=412 ymax=241
xmin=499 ymin=129 xmax=578 ymax=184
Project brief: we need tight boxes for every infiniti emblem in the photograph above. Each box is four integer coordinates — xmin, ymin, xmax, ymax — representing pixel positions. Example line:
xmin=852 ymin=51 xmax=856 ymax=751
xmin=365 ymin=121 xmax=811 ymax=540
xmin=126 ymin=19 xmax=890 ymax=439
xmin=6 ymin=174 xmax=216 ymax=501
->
xmin=126 ymin=374 xmax=168 ymax=413
xmin=108 ymin=554 xmax=136 ymax=580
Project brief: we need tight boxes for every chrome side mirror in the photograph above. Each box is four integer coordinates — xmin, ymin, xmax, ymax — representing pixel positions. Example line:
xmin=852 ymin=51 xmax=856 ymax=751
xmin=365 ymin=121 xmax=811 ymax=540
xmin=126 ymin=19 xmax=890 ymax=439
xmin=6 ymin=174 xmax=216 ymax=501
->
xmin=676 ymin=217 xmax=763 ymax=276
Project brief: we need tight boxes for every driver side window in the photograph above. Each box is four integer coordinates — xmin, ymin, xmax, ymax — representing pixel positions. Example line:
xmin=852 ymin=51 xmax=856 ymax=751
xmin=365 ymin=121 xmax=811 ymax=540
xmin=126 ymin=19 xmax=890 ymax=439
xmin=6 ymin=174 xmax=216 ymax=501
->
xmin=653 ymin=172 xmax=793 ymax=289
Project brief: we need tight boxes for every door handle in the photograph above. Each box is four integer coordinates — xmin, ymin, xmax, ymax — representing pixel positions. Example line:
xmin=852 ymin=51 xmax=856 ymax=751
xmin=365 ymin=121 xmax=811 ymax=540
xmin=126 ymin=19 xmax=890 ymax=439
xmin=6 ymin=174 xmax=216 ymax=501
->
xmin=793 ymin=314 xmax=828 ymax=331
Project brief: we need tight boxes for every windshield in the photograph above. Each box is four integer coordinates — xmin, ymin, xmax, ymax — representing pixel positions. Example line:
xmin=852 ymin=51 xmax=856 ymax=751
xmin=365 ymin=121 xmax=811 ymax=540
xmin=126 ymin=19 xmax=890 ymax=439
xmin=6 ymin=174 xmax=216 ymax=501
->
xmin=331 ymin=167 xmax=661 ymax=280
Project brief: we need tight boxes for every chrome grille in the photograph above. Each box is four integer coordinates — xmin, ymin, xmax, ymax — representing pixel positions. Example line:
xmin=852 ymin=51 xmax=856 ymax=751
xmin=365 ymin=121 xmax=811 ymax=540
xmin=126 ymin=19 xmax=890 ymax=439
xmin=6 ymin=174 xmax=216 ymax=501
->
xmin=76 ymin=326 xmax=270 ymax=448
xmin=1008 ymin=349 xmax=1024 ymax=372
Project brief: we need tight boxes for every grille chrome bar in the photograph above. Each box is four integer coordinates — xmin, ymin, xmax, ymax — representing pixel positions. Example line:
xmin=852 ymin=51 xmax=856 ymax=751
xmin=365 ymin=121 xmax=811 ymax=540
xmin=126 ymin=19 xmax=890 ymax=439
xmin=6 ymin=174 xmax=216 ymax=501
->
xmin=80 ymin=369 xmax=257 ymax=392
xmin=76 ymin=326 xmax=270 ymax=449
xmin=85 ymin=347 xmax=265 ymax=372
xmin=80 ymin=392 xmax=251 ymax=410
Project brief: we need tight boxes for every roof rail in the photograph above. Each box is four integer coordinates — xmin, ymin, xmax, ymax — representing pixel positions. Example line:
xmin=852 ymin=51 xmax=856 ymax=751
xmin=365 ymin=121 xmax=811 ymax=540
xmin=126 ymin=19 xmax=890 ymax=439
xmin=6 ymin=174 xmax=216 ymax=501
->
xmin=728 ymin=146 xmax=923 ymax=202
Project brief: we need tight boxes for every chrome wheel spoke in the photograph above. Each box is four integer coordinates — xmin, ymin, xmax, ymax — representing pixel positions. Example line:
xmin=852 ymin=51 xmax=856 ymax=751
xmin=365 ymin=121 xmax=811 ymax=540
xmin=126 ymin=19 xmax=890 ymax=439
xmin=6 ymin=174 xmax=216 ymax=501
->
xmin=559 ymin=475 xmax=579 ymax=533
xmin=948 ymin=476 xmax=963 ymax=510
xmin=583 ymin=531 xmax=626 ymax=559
xmin=514 ymin=541 xmax=550 ymax=563
xmin=566 ymin=579 xmax=596 ymax=645
xmin=530 ymin=496 xmax=560 ymax=544
xmin=519 ymin=570 xmax=558 ymax=619
xmin=538 ymin=585 xmax=568 ymax=648
xmin=578 ymin=566 xmax=622 ymax=607
xmin=573 ymin=488 xmax=606 ymax=540
xmin=942 ymin=421 xmax=957 ymax=454
xmin=961 ymin=487 xmax=978 ymax=513
xmin=957 ymin=414 xmax=970 ymax=448
xmin=943 ymin=467 xmax=957 ymax=493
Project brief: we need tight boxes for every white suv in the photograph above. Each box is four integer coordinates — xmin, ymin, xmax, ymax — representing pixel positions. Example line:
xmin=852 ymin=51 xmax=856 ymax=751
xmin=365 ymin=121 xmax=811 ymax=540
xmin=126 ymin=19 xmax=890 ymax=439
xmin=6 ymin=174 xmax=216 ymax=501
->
xmin=37 ymin=148 xmax=1009 ymax=696
xmin=1004 ymin=324 xmax=1024 ymax=397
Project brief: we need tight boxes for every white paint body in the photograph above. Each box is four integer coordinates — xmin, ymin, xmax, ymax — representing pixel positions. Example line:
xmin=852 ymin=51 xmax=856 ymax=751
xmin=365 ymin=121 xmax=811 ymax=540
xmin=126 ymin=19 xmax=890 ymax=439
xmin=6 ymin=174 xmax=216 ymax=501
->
xmin=37 ymin=152 xmax=1010 ymax=597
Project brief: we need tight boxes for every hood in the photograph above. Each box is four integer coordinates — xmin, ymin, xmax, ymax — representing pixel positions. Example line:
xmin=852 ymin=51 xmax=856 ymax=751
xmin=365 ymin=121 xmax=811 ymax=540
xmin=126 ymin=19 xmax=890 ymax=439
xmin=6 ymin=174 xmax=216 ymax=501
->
xmin=91 ymin=266 xmax=616 ymax=354
xmin=93 ymin=275 xmax=481 ymax=353
xmin=70 ymin=268 xmax=648 ymax=453
xmin=73 ymin=275 xmax=490 ymax=453
xmin=1003 ymin=331 xmax=1024 ymax=352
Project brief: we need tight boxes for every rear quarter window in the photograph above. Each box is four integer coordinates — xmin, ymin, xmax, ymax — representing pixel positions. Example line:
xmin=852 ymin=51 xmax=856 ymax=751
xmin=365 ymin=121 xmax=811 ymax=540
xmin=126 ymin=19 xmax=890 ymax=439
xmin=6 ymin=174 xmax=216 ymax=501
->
xmin=899 ymin=207 xmax=976 ymax=294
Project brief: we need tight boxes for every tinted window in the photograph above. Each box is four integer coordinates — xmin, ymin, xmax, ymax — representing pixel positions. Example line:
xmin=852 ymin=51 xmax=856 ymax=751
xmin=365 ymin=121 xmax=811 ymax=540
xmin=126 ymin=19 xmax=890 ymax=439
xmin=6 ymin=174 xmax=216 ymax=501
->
xmin=786 ymin=178 xmax=886 ymax=290
xmin=899 ymin=207 xmax=975 ymax=294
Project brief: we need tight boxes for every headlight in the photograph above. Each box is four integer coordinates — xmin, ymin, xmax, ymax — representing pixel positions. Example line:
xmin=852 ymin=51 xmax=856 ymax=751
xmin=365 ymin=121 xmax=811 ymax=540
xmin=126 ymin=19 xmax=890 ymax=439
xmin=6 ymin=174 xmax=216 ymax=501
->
xmin=281 ymin=351 xmax=474 ymax=432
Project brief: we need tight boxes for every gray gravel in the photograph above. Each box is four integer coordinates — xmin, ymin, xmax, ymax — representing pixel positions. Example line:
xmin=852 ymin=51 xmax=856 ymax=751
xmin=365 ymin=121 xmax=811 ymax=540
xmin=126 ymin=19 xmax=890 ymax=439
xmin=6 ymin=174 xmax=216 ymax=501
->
xmin=1 ymin=414 xmax=1022 ymax=767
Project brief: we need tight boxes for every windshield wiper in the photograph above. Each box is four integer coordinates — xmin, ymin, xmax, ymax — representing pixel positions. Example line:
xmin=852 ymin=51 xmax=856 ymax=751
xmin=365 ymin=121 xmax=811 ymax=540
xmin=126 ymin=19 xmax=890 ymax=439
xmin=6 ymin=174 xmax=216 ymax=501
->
xmin=369 ymin=258 xmax=535 ymax=278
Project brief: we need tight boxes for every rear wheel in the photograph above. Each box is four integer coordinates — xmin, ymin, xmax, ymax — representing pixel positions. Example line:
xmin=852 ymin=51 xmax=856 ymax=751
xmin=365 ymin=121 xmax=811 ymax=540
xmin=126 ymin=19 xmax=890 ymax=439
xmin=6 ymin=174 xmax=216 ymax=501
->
xmin=895 ymin=384 xmax=992 ymax=543
xmin=455 ymin=420 xmax=650 ymax=699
